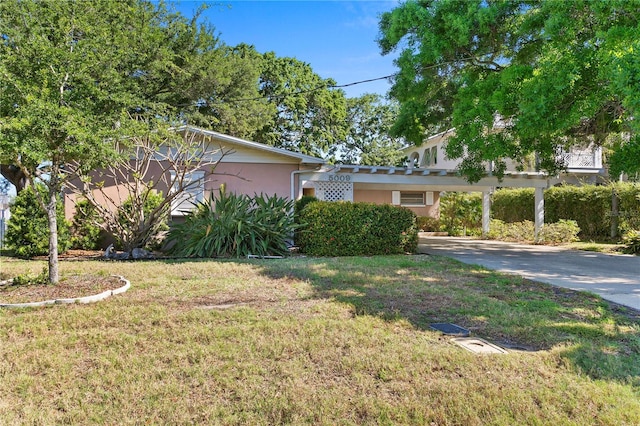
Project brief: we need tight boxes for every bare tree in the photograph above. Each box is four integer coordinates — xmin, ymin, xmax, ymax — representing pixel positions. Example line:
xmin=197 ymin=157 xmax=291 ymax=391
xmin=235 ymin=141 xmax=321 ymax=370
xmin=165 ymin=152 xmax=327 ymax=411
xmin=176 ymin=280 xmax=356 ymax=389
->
xmin=65 ymin=127 xmax=237 ymax=255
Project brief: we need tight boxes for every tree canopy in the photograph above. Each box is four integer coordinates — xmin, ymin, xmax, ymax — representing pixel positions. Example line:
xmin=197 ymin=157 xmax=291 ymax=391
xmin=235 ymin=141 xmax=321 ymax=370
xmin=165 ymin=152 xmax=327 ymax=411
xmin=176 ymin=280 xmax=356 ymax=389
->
xmin=379 ymin=0 xmax=640 ymax=181
xmin=338 ymin=94 xmax=406 ymax=166
xmin=255 ymin=52 xmax=349 ymax=157
xmin=0 ymin=0 xmax=266 ymax=282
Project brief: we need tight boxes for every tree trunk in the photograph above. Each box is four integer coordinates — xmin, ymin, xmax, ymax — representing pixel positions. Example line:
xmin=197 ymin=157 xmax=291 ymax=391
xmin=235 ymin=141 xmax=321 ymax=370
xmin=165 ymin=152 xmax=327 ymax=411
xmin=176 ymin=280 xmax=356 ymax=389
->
xmin=47 ymin=187 xmax=60 ymax=284
xmin=0 ymin=164 xmax=29 ymax=192
xmin=611 ymin=188 xmax=619 ymax=239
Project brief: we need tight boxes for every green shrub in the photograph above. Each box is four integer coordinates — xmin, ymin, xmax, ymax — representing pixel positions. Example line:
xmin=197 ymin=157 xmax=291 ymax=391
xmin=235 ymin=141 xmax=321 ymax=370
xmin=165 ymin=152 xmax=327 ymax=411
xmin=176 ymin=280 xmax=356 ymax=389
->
xmin=5 ymin=184 xmax=71 ymax=258
xmin=491 ymin=188 xmax=535 ymax=223
xmin=297 ymin=201 xmax=418 ymax=256
xmin=294 ymin=195 xmax=318 ymax=218
xmin=545 ymin=185 xmax=610 ymax=237
xmin=488 ymin=219 xmax=535 ymax=242
xmin=492 ymin=184 xmax=640 ymax=239
xmin=488 ymin=219 xmax=580 ymax=244
xmin=293 ymin=195 xmax=318 ymax=245
xmin=11 ymin=268 xmax=48 ymax=286
xmin=622 ymin=230 xmax=640 ymax=255
xmin=166 ymin=189 xmax=297 ymax=258
xmin=416 ymin=216 xmax=440 ymax=232
xmin=70 ymin=199 xmax=104 ymax=250
xmin=117 ymin=189 xmax=169 ymax=251
xmin=439 ymin=192 xmax=482 ymax=236
xmin=538 ymin=220 xmax=581 ymax=244
xmin=614 ymin=182 xmax=640 ymax=235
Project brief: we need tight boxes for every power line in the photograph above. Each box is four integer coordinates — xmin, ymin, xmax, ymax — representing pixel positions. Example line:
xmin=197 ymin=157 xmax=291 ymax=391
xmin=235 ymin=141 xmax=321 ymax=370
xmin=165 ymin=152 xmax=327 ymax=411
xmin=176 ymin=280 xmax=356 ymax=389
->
xmin=330 ymin=73 xmax=397 ymax=89
xmin=221 ymin=72 xmax=399 ymax=104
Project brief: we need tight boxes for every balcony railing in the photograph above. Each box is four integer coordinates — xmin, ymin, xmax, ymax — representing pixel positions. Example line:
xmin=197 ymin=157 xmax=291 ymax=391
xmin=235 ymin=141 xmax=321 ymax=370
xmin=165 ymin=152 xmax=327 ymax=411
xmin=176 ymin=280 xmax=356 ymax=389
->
xmin=558 ymin=146 xmax=603 ymax=170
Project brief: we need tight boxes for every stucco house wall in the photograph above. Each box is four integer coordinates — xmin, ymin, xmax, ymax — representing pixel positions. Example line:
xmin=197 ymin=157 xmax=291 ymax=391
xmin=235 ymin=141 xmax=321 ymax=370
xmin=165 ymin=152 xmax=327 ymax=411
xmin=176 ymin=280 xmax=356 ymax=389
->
xmin=64 ymin=127 xmax=324 ymax=220
xmin=353 ymin=188 xmax=440 ymax=218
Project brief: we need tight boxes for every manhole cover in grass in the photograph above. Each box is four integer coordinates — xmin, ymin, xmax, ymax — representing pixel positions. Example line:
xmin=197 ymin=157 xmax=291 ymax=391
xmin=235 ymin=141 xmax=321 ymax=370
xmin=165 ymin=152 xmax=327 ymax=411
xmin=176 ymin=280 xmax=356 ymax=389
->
xmin=453 ymin=337 xmax=508 ymax=354
xmin=429 ymin=323 xmax=470 ymax=337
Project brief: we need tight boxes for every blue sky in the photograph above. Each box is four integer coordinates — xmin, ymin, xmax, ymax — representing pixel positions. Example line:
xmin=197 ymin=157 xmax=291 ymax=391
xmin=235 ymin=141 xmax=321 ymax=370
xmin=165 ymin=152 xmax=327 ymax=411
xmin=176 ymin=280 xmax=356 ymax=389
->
xmin=173 ymin=1 xmax=400 ymax=98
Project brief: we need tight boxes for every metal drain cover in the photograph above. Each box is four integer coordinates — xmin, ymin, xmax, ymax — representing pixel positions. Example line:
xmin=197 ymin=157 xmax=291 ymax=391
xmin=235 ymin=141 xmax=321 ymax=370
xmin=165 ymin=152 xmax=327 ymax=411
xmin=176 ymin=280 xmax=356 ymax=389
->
xmin=453 ymin=337 xmax=508 ymax=354
xmin=429 ymin=323 xmax=470 ymax=337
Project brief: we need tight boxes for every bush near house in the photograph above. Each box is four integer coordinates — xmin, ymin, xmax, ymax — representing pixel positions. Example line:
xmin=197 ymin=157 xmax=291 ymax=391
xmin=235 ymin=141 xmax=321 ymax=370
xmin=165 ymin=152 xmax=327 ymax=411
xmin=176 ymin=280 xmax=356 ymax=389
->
xmin=439 ymin=192 xmax=482 ymax=236
xmin=416 ymin=216 xmax=440 ymax=232
xmin=297 ymin=201 xmax=418 ymax=256
xmin=69 ymin=191 xmax=169 ymax=251
xmin=492 ymin=183 xmax=640 ymax=239
xmin=166 ymin=189 xmax=297 ymax=258
xmin=116 ymin=190 xmax=169 ymax=251
xmin=488 ymin=219 xmax=580 ymax=244
xmin=5 ymin=184 xmax=71 ymax=258
xmin=491 ymin=188 xmax=535 ymax=223
xmin=70 ymin=199 xmax=104 ymax=250
xmin=622 ymin=230 xmax=640 ymax=255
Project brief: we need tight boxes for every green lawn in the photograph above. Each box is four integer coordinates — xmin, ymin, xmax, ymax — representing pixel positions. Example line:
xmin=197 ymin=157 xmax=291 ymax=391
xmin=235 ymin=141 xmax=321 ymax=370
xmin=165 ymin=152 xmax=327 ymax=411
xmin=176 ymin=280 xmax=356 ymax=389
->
xmin=1 ymin=255 xmax=639 ymax=425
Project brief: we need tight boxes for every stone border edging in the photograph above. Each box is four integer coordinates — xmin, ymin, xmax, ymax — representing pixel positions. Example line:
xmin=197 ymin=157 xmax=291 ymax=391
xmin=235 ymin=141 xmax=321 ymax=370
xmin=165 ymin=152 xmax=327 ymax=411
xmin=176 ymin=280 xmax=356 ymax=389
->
xmin=0 ymin=275 xmax=131 ymax=309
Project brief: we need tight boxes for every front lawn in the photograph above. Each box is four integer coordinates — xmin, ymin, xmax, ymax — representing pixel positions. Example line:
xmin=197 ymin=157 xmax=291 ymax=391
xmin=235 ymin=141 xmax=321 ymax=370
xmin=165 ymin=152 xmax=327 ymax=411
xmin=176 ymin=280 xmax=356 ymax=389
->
xmin=1 ymin=255 xmax=639 ymax=424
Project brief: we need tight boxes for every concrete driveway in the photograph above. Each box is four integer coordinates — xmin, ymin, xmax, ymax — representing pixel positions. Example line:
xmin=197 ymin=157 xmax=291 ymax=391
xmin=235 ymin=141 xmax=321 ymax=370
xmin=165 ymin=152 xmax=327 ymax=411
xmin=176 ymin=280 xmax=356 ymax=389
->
xmin=418 ymin=236 xmax=640 ymax=311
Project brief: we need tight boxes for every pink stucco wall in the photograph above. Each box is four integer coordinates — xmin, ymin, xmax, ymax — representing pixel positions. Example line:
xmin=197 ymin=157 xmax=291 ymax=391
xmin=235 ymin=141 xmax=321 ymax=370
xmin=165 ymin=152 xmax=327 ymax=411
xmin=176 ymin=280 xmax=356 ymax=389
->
xmin=205 ymin=163 xmax=299 ymax=199
xmin=354 ymin=189 xmax=440 ymax=218
xmin=64 ymin=161 xmax=302 ymax=219
xmin=353 ymin=189 xmax=390 ymax=204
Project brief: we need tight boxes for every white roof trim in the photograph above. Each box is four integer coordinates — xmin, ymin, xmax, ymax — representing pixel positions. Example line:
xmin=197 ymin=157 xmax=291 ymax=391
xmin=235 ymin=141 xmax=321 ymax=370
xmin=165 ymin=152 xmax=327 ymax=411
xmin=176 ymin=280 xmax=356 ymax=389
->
xmin=176 ymin=125 xmax=325 ymax=165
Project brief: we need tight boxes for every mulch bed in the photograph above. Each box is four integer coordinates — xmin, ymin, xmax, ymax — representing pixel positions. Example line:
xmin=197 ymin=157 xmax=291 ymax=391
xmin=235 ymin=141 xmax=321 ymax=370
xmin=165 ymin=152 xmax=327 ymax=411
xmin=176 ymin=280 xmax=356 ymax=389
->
xmin=0 ymin=275 xmax=125 ymax=304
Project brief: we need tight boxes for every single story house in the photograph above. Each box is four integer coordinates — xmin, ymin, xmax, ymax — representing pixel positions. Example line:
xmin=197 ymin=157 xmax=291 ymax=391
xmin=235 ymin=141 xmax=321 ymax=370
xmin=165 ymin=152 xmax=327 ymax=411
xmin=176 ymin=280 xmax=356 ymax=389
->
xmin=64 ymin=126 xmax=606 ymax=237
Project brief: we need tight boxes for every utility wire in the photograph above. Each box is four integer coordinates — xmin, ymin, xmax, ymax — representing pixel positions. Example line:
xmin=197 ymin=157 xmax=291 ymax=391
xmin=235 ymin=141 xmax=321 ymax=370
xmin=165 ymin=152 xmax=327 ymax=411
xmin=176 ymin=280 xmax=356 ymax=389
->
xmin=220 ymin=72 xmax=399 ymax=104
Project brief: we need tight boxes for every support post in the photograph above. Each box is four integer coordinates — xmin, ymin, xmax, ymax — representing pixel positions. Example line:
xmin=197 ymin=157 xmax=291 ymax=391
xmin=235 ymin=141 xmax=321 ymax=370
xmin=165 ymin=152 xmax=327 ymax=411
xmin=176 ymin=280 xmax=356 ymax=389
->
xmin=482 ymin=191 xmax=491 ymax=238
xmin=534 ymin=187 xmax=545 ymax=242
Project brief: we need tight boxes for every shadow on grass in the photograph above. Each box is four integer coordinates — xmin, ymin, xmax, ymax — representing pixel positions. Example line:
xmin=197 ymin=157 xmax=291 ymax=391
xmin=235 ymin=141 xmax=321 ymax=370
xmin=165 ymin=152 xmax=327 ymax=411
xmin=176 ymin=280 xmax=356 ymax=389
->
xmin=252 ymin=254 xmax=640 ymax=386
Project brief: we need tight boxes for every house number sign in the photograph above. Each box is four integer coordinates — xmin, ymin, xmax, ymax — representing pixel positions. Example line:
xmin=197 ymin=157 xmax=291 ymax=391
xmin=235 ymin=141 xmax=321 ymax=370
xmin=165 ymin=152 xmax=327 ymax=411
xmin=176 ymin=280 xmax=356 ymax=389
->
xmin=327 ymin=174 xmax=352 ymax=182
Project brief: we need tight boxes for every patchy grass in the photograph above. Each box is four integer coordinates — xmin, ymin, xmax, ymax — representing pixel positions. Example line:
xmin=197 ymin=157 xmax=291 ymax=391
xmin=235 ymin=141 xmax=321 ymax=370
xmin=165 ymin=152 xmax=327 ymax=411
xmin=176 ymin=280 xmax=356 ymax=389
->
xmin=568 ymin=241 xmax=626 ymax=254
xmin=0 ymin=255 xmax=639 ymax=424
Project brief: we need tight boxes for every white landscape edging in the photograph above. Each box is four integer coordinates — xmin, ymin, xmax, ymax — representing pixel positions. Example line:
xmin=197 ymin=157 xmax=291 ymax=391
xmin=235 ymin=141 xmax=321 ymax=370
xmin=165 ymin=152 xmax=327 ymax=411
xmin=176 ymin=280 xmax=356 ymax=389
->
xmin=0 ymin=275 xmax=131 ymax=309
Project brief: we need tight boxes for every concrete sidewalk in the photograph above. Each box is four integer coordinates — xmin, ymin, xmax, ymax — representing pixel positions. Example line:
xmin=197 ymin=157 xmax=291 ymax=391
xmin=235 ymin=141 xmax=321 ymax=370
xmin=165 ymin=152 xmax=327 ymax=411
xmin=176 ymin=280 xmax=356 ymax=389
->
xmin=418 ymin=236 xmax=640 ymax=311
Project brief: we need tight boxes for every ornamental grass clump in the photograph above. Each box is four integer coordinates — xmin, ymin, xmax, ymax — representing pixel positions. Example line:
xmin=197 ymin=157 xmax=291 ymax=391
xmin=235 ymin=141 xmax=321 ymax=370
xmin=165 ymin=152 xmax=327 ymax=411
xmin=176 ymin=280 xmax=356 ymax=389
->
xmin=165 ymin=188 xmax=297 ymax=258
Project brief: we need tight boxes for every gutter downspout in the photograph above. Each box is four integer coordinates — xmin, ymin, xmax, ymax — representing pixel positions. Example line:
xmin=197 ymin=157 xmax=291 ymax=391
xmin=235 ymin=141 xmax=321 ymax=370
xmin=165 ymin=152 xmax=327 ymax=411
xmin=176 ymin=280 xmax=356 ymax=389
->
xmin=290 ymin=166 xmax=323 ymax=202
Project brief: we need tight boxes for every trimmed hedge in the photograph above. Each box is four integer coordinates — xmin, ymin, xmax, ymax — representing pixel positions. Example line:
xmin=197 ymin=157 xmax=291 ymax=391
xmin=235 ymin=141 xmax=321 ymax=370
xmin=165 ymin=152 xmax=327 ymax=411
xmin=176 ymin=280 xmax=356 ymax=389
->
xmin=492 ymin=183 xmax=640 ymax=238
xmin=491 ymin=188 xmax=535 ymax=223
xmin=297 ymin=201 xmax=418 ymax=256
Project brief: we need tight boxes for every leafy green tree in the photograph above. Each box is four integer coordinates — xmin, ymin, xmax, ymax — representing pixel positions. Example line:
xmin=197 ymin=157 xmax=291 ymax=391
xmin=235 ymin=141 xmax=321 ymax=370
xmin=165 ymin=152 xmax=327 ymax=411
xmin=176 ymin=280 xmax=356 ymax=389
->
xmin=0 ymin=0 xmax=267 ymax=282
xmin=255 ymin=52 xmax=349 ymax=156
xmin=378 ymin=0 xmax=640 ymax=182
xmin=186 ymin=43 xmax=274 ymax=139
xmin=5 ymin=185 xmax=71 ymax=259
xmin=338 ymin=94 xmax=406 ymax=166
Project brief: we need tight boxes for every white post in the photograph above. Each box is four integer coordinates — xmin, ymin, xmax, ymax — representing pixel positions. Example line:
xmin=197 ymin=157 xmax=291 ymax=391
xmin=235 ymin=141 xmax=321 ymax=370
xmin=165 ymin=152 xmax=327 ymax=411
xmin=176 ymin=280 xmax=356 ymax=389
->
xmin=482 ymin=191 xmax=491 ymax=238
xmin=534 ymin=187 xmax=544 ymax=242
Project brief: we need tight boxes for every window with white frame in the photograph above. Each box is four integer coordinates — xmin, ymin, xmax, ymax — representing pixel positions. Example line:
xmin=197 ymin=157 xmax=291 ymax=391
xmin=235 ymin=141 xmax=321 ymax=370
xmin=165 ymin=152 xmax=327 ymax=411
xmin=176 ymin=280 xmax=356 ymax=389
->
xmin=400 ymin=192 xmax=426 ymax=206
xmin=421 ymin=149 xmax=431 ymax=166
xmin=392 ymin=191 xmax=434 ymax=206
xmin=170 ymin=170 xmax=205 ymax=216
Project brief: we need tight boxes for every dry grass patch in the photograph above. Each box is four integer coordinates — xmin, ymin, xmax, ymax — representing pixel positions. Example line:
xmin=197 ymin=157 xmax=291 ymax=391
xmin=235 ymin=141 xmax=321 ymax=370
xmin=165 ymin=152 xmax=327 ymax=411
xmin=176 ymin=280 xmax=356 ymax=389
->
xmin=0 ymin=255 xmax=639 ymax=424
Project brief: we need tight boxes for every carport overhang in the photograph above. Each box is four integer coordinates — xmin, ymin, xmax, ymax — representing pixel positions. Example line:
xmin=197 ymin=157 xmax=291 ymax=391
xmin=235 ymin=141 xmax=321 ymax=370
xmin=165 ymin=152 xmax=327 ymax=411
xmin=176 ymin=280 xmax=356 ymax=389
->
xmin=295 ymin=164 xmax=550 ymax=239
